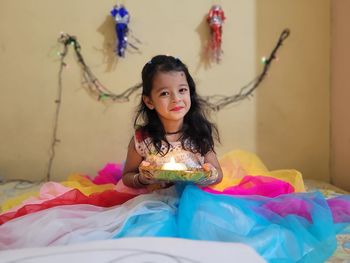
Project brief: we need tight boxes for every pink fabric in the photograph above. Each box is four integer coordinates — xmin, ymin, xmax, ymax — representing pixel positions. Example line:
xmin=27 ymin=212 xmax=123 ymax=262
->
xmin=90 ymin=163 xmax=123 ymax=185
xmin=202 ymin=175 xmax=294 ymax=197
xmin=262 ymin=198 xmax=312 ymax=222
xmin=327 ymin=197 xmax=350 ymax=223
xmin=114 ymin=180 xmax=150 ymax=195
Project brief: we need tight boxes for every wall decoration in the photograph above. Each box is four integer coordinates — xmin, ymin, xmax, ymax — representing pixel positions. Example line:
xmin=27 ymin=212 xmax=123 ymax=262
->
xmin=207 ymin=5 xmax=226 ymax=63
xmin=110 ymin=3 xmax=141 ymax=57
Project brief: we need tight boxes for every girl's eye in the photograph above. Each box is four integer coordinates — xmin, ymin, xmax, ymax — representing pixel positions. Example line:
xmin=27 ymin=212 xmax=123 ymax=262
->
xmin=179 ymin=88 xmax=188 ymax=93
xmin=159 ymin=91 xmax=169 ymax=97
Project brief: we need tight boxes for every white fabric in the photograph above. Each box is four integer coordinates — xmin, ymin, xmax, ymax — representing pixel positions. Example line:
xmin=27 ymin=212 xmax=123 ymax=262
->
xmin=0 ymin=237 xmax=266 ymax=263
xmin=0 ymin=190 xmax=177 ymax=250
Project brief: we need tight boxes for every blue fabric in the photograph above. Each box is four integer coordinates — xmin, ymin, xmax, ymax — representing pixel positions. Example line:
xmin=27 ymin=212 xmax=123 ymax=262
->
xmin=114 ymin=197 xmax=178 ymax=238
xmin=113 ymin=185 xmax=349 ymax=263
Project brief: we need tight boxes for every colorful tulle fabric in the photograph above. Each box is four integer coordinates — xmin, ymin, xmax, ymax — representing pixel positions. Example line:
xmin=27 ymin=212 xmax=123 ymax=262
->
xmin=0 ymin=192 xmax=176 ymax=249
xmin=61 ymin=174 xmax=116 ymax=196
xmin=0 ymin=188 xmax=136 ymax=225
xmin=177 ymin=186 xmax=342 ymax=262
xmin=1 ymin=184 xmax=348 ymax=262
xmin=1 ymin=190 xmax=40 ymax=213
xmin=212 ymin=150 xmax=305 ymax=192
xmin=112 ymin=185 xmax=348 ymax=262
xmin=0 ymin=182 xmax=72 ymax=214
xmin=0 ymin=151 xmax=349 ymax=263
xmin=89 ymin=163 xmax=123 ymax=185
xmin=202 ymin=175 xmax=294 ymax=197
xmin=0 ymin=174 xmax=117 ymax=214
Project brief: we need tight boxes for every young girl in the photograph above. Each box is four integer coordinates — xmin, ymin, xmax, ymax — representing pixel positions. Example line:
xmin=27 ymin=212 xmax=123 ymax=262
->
xmin=122 ymin=55 xmax=223 ymax=188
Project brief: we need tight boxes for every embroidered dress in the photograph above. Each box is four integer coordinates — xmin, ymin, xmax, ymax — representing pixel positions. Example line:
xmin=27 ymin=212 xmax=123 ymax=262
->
xmin=134 ymin=130 xmax=204 ymax=169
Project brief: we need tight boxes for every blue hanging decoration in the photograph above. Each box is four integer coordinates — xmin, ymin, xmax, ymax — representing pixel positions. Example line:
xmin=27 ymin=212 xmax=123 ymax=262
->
xmin=110 ymin=4 xmax=130 ymax=57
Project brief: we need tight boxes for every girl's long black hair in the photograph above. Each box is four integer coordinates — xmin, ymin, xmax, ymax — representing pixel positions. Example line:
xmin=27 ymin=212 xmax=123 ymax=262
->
xmin=134 ymin=55 xmax=219 ymax=156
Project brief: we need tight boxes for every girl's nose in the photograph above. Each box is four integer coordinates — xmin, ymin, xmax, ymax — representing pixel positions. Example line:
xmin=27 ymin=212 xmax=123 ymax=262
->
xmin=171 ymin=92 xmax=181 ymax=102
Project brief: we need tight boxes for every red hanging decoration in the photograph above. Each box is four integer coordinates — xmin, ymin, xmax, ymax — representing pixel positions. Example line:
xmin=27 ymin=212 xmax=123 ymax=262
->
xmin=207 ymin=5 xmax=225 ymax=63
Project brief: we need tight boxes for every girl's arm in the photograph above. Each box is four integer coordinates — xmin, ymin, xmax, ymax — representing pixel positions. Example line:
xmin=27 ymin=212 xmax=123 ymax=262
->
xmin=202 ymin=151 xmax=223 ymax=185
xmin=122 ymin=137 xmax=149 ymax=188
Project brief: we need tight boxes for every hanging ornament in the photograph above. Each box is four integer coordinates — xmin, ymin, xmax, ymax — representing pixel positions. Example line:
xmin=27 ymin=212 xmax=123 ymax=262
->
xmin=110 ymin=4 xmax=130 ymax=57
xmin=207 ymin=5 xmax=225 ymax=63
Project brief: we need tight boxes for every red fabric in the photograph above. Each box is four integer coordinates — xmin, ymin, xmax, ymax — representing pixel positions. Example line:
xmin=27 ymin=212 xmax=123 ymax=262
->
xmin=0 ymin=189 xmax=137 ymax=225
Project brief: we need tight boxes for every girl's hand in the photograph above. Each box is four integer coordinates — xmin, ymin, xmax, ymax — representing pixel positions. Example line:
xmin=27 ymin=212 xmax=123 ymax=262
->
xmin=138 ymin=161 xmax=159 ymax=185
xmin=198 ymin=163 xmax=219 ymax=186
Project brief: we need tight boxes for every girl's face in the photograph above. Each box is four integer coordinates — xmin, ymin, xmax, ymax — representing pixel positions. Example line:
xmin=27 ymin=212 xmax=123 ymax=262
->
xmin=143 ymin=71 xmax=191 ymax=128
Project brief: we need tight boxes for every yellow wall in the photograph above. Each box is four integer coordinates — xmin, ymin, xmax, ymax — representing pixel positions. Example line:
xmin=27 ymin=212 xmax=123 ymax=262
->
xmin=331 ymin=0 xmax=350 ymax=191
xmin=0 ymin=0 xmax=331 ymax=183
xmin=256 ymin=0 xmax=331 ymax=183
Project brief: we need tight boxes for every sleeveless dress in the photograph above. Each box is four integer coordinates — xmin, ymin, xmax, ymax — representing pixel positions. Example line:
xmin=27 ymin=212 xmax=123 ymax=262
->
xmin=134 ymin=129 xmax=204 ymax=169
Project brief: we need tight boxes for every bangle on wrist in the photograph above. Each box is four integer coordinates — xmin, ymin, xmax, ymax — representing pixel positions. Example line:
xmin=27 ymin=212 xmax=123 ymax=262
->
xmin=133 ymin=173 xmax=148 ymax=188
xmin=211 ymin=167 xmax=218 ymax=177
xmin=138 ymin=174 xmax=149 ymax=186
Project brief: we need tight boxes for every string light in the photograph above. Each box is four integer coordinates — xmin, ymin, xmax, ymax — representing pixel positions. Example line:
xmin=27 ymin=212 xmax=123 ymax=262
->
xmin=55 ymin=29 xmax=290 ymax=109
xmin=203 ymin=29 xmax=290 ymax=111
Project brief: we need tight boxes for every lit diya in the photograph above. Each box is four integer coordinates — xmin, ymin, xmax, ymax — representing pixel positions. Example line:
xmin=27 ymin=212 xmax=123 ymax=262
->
xmin=139 ymin=157 xmax=210 ymax=183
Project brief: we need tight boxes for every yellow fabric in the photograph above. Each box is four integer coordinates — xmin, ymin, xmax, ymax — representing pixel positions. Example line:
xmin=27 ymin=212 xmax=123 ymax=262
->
xmin=210 ymin=149 xmax=305 ymax=192
xmin=1 ymin=191 xmax=40 ymax=213
xmin=269 ymin=169 xmax=305 ymax=192
xmin=61 ymin=174 xmax=115 ymax=196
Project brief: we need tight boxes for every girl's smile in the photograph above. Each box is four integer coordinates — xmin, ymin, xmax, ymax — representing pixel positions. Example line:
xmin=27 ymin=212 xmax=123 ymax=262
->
xmin=170 ymin=106 xmax=184 ymax=111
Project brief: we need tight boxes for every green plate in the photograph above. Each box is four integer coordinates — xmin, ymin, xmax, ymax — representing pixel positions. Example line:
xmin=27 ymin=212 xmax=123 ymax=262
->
xmin=139 ymin=166 xmax=209 ymax=183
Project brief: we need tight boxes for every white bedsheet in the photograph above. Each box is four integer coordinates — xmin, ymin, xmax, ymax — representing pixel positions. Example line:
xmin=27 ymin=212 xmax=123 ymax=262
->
xmin=0 ymin=237 xmax=265 ymax=263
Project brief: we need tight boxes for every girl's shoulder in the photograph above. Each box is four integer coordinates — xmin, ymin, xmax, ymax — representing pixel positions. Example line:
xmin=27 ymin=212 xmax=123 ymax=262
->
xmin=134 ymin=126 xmax=150 ymax=143
xmin=134 ymin=127 xmax=151 ymax=157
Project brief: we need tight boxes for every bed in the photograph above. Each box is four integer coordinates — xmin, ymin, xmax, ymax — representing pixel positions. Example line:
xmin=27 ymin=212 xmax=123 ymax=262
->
xmin=0 ymin=237 xmax=265 ymax=263
xmin=0 ymin=178 xmax=349 ymax=262
xmin=0 ymin=153 xmax=350 ymax=263
xmin=304 ymin=179 xmax=350 ymax=262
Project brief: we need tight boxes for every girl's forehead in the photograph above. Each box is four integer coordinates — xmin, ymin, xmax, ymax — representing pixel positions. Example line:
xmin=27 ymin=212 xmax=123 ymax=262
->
xmin=153 ymin=71 xmax=186 ymax=83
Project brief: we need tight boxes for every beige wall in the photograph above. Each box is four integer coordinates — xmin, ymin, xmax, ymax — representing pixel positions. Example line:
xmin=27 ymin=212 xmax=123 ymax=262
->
xmin=331 ymin=0 xmax=350 ymax=191
xmin=0 ymin=0 xmax=331 ymax=184
xmin=256 ymin=0 xmax=331 ymax=182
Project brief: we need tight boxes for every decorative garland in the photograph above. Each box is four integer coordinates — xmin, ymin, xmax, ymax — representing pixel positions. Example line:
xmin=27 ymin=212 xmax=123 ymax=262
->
xmin=57 ymin=33 xmax=142 ymax=102
xmin=56 ymin=28 xmax=290 ymax=107
xmin=205 ymin=29 xmax=290 ymax=111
